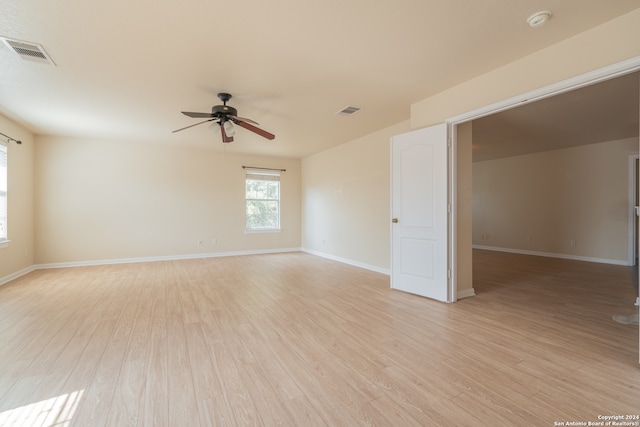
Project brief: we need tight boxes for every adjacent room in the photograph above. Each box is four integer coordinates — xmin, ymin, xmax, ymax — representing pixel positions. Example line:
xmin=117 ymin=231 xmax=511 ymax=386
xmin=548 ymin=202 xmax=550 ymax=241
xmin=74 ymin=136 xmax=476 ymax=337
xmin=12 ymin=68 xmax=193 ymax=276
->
xmin=467 ymin=70 xmax=640 ymax=363
xmin=472 ymin=72 xmax=640 ymax=267
xmin=470 ymin=71 xmax=640 ymax=307
xmin=1 ymin=1 xmax=639 ymax=426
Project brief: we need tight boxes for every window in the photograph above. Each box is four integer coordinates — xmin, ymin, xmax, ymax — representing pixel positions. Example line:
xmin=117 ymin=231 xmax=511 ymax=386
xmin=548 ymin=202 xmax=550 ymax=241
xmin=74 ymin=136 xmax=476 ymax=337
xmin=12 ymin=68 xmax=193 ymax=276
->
xmin=0 ymin=142 xmax=7 ymax=242
xmin=245 ymin=168 xmax=281 ymax=231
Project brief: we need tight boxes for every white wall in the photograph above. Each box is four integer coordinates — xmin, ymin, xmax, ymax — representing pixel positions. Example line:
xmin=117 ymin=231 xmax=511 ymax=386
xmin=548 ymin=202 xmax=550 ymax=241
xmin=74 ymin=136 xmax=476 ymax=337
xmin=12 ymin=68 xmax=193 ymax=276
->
xmin=34 ymin=136 xmax=301 ymax=264
xmin=473 ymin=138 xmax=639 ymax=264
xmin=0 ymin=115 xmax=34 ymax=281
xmin=301 ymin=121 xmax=410 ymax=272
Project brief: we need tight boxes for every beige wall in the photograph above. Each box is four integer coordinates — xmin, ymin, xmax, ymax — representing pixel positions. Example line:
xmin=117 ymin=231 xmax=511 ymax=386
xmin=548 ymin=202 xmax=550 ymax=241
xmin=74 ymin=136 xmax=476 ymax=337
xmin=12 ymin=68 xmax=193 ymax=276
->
xmin=0 ymin=115 xmax=35 ymax=280
xmin=3 ymin=9 xmax=640 ymax=282
xmin=299 ymin=9 xmax=640 ymax=277
xmin=301 ymin=121 xmax=410 ymax=271
xmin=34 ymin=136 xmax=301 ymax=264
xmin=473 ymin=138 xmax=639 ymax=264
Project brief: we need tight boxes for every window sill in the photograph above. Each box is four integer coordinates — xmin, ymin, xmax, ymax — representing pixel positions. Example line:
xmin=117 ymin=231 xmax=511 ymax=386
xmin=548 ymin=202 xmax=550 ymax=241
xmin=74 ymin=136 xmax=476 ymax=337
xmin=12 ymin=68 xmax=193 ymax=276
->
xmin=0 ymin=239 xmax=10 ymax=249
xmin=244 ymin=229 xmax=281 ymax=234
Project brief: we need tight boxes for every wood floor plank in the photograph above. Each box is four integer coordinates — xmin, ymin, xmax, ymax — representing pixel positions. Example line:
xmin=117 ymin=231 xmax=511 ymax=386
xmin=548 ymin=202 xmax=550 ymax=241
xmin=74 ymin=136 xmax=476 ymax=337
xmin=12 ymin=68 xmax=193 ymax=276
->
xmin=361 ymin=395 xmax=423 ymax=427
xmin=137 ymin=337 xmax=168 ymax=427
xmin=234 ymin=358 xmax=296 ymax=426
xmin=236 ymin=321 xmax=304 ymax=403
xmin=209 ymin=341 xmax=263 ymax=426
xmin=0 ymin=250 xmax=638 ymax=426
xmin=259 ymin=339 xmax=364 ymax=426
xmin=278 ymin=396 xmax=327 ymax=427
xmin=69 ymin=337 xmax=127 ymax=427
xmin=165 ymin=311 xmax=201 ymax=427
xmin=107 ymin=282 xmax=154 ymax=427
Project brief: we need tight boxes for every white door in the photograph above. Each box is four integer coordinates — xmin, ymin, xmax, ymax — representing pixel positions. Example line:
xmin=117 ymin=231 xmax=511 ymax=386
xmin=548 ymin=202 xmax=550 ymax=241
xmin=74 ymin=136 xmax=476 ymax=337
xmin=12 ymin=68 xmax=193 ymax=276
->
xmin=391 ymin=123 xmax=450 ymax=302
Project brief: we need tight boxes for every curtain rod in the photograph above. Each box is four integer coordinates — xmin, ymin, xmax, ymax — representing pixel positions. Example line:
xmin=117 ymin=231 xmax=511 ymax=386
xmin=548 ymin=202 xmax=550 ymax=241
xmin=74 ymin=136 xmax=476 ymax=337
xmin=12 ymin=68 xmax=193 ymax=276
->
xmin=242 ymin=166 xmax=286 ymax=172
xmin=0 ymin=132 xmax=22 ymax=144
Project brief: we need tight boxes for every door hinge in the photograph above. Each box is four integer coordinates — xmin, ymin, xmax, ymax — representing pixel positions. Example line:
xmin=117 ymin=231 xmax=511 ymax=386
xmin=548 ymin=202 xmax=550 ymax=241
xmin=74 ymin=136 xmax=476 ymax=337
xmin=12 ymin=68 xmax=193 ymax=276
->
xmin=447 ymin=269 xmax=452 ymax=279
xmin=447 ymin=204 xmax=451 ymax=213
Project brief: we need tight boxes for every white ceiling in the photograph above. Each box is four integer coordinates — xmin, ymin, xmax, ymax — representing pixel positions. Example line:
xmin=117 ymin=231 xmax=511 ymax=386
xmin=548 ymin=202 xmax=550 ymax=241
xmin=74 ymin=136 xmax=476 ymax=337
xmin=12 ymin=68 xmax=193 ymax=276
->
xmin=0 ymin=1 xmax=639 ymax=158
xmin=472 ymin=71 xmax=640 ymax=162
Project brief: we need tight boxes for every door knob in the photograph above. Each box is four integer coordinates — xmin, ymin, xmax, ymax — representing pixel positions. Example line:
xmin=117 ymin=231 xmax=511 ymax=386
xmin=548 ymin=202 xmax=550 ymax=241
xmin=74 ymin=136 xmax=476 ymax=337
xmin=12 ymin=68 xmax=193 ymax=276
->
xmin=392 ymin=218 xmax=398 ymax=223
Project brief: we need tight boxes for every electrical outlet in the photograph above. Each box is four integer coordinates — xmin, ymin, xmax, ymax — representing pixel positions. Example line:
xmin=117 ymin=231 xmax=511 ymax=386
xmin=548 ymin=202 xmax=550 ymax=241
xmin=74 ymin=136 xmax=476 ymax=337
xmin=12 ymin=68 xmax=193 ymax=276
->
xmin=570 ymin=240 xmax=576 ymax=247
xmin=526 ymin=236 xmax=532 ymax=243
xmin=198 ymin=239 xmax=204 ymax=246
xmin=211 ymin=238 xmax=217 ymax=246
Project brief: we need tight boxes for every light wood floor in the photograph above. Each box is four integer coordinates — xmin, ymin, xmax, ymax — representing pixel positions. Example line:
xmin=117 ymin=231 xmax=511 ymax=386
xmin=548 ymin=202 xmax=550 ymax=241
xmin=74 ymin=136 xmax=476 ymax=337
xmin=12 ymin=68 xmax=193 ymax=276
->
xmin=0 ymin=250 xmax=638 ymax=426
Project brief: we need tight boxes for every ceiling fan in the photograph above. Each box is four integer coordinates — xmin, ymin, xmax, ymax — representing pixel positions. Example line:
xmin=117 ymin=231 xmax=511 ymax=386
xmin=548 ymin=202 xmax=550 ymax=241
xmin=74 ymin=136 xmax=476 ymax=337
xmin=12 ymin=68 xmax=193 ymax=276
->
xmin=172 ymin=92 xmax=275 ymax=143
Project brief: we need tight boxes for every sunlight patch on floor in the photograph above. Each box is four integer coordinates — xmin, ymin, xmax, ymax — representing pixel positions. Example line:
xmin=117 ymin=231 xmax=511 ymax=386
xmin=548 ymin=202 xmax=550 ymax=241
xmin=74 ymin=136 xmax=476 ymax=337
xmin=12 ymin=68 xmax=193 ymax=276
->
xmin=0 ymin=389 xmax=84 ymax=427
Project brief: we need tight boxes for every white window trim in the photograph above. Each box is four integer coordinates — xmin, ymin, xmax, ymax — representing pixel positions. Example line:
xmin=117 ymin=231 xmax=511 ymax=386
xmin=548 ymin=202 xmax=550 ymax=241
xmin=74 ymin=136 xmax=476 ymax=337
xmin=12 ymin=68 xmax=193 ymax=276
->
xmin=244 ymin=167 xmax=282 ymax=232
xmin=244 ymin=228 xmax=281 ymax=234
xmin=0 ymin=141 xmax=7 ymax=247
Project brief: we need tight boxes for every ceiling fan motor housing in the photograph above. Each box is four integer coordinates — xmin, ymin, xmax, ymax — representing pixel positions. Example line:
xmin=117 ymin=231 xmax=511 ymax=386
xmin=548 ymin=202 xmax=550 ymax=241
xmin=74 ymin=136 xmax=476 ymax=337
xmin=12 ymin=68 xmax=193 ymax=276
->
xmin=173 ymin=91 xmax=275 ymax=141
xmin=212 ymin=104 xmax=237 ymax=117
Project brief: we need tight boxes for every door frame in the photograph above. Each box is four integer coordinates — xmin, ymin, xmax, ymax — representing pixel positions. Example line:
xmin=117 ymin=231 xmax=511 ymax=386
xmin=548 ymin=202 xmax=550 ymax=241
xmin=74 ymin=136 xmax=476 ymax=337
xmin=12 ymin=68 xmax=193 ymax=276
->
xmin=629 ymin=154 xmax=639 ymax=267
xmin=445 ymin=56 xmax=640 ymax=301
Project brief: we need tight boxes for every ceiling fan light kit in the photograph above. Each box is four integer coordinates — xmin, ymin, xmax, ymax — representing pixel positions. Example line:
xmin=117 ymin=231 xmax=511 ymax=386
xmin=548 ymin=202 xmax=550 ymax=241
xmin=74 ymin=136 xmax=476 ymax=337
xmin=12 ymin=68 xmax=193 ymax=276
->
xmin=172 ymin=92 xmax=275 ymax=143
xmin=223 ymin=120 xmax=235 ymax=136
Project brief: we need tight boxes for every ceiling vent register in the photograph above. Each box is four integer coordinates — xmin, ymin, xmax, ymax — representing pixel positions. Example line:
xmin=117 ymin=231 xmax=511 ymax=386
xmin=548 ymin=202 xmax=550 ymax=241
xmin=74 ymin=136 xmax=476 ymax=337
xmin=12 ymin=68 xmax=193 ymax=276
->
xmin=335 ymin=106 xmax=362 ymax=116
xmin=1 ymin=37 xmax=55 ymax=65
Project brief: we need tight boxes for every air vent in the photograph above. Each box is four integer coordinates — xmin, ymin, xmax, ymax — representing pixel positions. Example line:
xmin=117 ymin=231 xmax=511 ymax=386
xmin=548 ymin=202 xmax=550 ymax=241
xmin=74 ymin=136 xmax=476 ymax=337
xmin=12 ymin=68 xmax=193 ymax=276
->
xmin=335 ymin=105 xmax=362 ymax=116
xmin=1 ymin=37 xmax=55 ymax=65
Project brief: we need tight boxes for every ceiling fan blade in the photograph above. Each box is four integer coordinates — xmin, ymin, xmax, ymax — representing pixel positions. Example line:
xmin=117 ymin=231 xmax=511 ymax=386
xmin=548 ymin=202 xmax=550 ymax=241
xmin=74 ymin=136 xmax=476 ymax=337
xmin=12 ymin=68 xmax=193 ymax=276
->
xmin=229 ymin=115 xmax=260 ymax=125
xmin=171 ymin=118 xmax=217 ymax=133
xmin=220 ymin=123 xmax=234 ymax=143
xmin=234 ymin=120 xmax=275 ymax=140
xmin=181 ymin=111 xmax=215 ymax=118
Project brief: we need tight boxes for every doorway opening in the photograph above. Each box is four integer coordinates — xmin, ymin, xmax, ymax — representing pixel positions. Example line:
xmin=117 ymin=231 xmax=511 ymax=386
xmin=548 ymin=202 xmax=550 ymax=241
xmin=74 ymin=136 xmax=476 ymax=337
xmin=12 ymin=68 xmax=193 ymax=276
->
xmin=448 ymin=60 xmax=640 ymax=302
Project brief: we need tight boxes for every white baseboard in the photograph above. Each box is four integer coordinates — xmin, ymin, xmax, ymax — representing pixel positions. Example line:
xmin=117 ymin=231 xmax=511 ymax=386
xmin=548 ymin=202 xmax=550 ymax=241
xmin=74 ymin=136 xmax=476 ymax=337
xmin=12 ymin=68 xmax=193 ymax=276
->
xmin=34 ymin=247 xmax=302 ymax=270
xmin=301 ymin=248 xmax=390 ymax=275
xmin=0 ymin=265 xmax=37 ymax=287
xmin=472 ymin=245 xmax=630 ymax=266
xmin=2 ymin=247 xmax=388 ymax=286
xmin=457 ymin=288 xmax=476 ymax=300
xmin=0 ymin=248 xmax=302 ymax=284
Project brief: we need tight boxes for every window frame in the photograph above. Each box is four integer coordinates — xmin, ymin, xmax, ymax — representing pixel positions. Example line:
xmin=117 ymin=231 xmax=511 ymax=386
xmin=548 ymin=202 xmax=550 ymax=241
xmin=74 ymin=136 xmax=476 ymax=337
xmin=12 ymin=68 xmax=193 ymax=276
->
xmin=244 ymin=168 xmax=281 ymax=233
xmin=0 ymin=141 xmax=8 ymax=247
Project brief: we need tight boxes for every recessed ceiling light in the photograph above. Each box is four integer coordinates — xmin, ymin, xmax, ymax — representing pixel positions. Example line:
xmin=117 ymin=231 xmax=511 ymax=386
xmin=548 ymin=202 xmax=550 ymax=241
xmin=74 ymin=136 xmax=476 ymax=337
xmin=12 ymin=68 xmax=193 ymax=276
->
xmin=527 ymin=10 xmax=552 ymax=28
